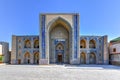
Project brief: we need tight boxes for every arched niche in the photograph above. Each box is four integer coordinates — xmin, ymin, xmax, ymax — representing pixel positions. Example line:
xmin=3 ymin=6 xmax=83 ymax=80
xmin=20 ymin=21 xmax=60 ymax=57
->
xmin=24 ymin=39 xmax=31 ymax=48
xmin=80 ymin=39 xmax=86 ymax=48
xmin=34 ymin=52 xmax=39 ymax=64
xmin=80 ymin=52 xmax=86 ymax=64
xmin=89 ymin=39 xmax=96 ymax=48
xmin=47 ymin=17 xmax=72 ymax=63
xmin=24 ymin=52 xmax=30 ymax=64
xmin=34 ymin=39 xmax=39 ymax=48
xmin=89 ymin=52 xmax=96 ymax=64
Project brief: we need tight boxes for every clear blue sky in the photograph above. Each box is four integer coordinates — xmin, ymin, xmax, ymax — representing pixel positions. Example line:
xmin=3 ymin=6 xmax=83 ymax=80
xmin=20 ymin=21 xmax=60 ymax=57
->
xmin=0 ymin=0 xmax=120 ymax=49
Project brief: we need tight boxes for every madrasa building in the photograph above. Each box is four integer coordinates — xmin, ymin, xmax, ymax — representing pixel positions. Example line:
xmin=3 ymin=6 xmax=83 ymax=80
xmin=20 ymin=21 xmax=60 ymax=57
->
xmin=11 ymin=13 xmax=109 ymax=65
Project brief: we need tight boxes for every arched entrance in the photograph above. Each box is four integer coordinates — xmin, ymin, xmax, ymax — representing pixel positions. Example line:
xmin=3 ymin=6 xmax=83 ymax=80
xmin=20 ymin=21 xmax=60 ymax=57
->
xmin=58 ymin=54 xmax=62 ymax=63
xmin=80 ymin=52 xmax=86 ymax=64
xmin=56 ymin=43 xmax=64 ymax=63
xmin=48 ymin=17 xmax=72 ymax=64
xmin=24 ymin=52 xmax=30 ymax=64
xmin=34 ymin=52 xmax=39 ymax=64
xmin=89 ymin=52 xmax=96 ymax=64
xmin=18 ymin=59 xmax=21 ymax=64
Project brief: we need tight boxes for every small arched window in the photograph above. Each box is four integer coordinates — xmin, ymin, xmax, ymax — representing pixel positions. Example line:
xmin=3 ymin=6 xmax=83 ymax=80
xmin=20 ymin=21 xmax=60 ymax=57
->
xmin=80 ymin=39 xmax=86 ymax=48
xmin=24 ymin=39 xmax=31 ymax=48
xmin=56 ymin=43 xmax=64 ymax=50
xmin=34 ymin=40 xmax=39 ymax=48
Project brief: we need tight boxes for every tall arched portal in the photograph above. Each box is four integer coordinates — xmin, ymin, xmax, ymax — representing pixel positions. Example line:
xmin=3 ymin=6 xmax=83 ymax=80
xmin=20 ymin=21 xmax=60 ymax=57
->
xmin=49 ymin=18 xmax=71 ymax=63
xmin=40 ymin=14 xmax=80 ymax=65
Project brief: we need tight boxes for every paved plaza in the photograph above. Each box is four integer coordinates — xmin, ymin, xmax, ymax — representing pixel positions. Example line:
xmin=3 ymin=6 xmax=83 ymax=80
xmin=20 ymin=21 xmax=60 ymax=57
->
xmin=0 ymin=64 xmax=120 ymax=80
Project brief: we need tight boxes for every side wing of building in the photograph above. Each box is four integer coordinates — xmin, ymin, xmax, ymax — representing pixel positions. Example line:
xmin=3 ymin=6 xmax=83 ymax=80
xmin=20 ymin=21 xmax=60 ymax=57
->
xmin=11 ymin=35 xmax=39 ymax=64
xmin=80 ymin=35 xmax=109 ymax=64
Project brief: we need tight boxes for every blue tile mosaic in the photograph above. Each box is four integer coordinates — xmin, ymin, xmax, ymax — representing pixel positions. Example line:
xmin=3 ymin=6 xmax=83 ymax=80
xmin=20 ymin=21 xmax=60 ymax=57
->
xmin=41 ymin=15 xmax=46 ymax=59
xmin=74 ymin=15 xmax=78 ymax=59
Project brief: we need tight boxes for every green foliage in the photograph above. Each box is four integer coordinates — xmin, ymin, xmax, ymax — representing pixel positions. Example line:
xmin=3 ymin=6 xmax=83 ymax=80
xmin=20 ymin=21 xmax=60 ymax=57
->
xmin=0 ymin=55 xmax=3 ymax=62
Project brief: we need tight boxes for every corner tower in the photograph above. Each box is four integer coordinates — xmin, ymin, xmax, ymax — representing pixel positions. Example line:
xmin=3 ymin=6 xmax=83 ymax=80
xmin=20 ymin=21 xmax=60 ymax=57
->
xmin=39 ymin=13 xmax=80 ymax=64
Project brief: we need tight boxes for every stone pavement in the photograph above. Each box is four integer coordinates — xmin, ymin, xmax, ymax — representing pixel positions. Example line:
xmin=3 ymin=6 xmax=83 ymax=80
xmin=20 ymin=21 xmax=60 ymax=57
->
xmin=0 ymin=64 xmax=120 ymax=80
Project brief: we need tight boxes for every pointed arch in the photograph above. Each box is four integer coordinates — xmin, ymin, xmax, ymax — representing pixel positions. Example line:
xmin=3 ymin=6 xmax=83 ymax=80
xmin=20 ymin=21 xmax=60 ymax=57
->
xmin=56 ymin=43 xmax=64 ymax=50
xmin=34 ymin=39 xmax=39 ymax=48
xmin=48 ymin=17 xmax=72 ymax=32
xmin=24 ymin=39 xmax=31 ymax=48
xmin=80 ymin=39 xmax=86 ymax=48
xmin=89 ymin=52 xmax=96 ymax=64
xmin=89 ymin=39 xmax=96 ymax=48
xmin=56 ymin=43 xmax=64 ymax=63
xmin=34 ymin=52 xmax=39 ymax=64
xmin=24 ymin=52 xmax=30 ymax=64
xmin=80 ymin=52 xmax=86 ymax=64
xmin=48 ymin=17 xmax=72 ymax=63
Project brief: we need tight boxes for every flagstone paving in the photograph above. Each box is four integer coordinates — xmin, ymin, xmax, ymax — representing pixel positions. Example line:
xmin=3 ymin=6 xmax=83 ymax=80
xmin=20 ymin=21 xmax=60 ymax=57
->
xmin=0 ymin=64 xmax=120 ymax=80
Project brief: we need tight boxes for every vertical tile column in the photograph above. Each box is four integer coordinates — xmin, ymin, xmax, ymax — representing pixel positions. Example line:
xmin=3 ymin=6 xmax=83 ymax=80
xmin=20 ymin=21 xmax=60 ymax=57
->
xmin=41 ymin=15 xmax=46 ymax=59
xmin=39 ymin=15 xmax=48 ymax=65
xmin=71 ymin=14 xmax=80 ymax=64
xmin=73 ymin=15 xmax=78 ymax=59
